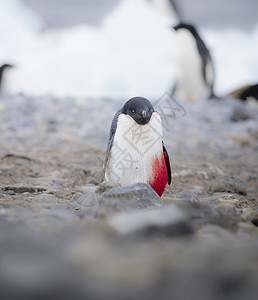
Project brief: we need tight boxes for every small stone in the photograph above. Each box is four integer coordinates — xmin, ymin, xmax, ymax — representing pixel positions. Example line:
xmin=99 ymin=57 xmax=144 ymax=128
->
xmin=248 ymin=127 xmax=258 ymax=140
xmin=199 ymin=194 xmax=226 ymax=204
xmin=209 ymin=175 xmax=247 ymax=195
xmin=241 ymin=207 xmax=255 ymax=221
xmin=232 ymin=135 xmax=254 ymax=146
xmin=6 ymin=190 xmax=15 ymax=195
xmin=251 ymin=218 xmax=258 ymax=227
xmin=215 ymin=198 xmax=238 ymax=208
xmin=230 ymin=105 xmax=253 ymax=122
xmin=237 ymin=222 xmax=256 ymax=235
xmin=174 ymin=190 xmax=199 ymax=202
xmin=108 ymin=206 xmax=192 ymax=236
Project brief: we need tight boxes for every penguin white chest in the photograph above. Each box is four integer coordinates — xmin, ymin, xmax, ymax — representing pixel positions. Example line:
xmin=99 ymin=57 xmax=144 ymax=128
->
xmin=174 ymin=30 xmax=208 ymax=101
xmin=105 ymin=112 xmax=163 ymax=186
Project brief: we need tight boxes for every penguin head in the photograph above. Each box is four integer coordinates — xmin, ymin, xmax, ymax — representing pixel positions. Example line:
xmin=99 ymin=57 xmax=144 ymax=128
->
xmin=172 ymin=22 xmax=200 ymax=39
xmin=122 ymin=97 xmax=154 ymax=125
xmin=0 ymin=64 xmax=14 ymax=71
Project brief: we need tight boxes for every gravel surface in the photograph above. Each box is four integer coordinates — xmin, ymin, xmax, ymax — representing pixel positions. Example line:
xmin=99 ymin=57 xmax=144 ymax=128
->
xmin=0 ymin=93 xmax=258 ymax=300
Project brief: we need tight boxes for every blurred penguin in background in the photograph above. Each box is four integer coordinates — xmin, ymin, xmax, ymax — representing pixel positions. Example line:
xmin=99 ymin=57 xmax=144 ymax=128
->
xmin=229 ymin=83 xmax=258 ymax=103
xmin=148 ymin=0 xmax=180 ymax=22
xmin=0 ymin=64 xmax=13 ymax=93
xmin=172 ymin=22 xmax=216 ymax=102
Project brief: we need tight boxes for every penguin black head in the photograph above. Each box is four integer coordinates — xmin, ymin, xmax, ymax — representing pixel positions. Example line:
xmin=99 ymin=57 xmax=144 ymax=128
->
xmin=0 ymin=64 xmax=14 ymax=90
xmin=0 ymin=64 xmax=13 ymax=70
xmin=172 ymin=22 xmax=200 ymax=39
xmin=122 ymin=97 xmax=154 ymax=125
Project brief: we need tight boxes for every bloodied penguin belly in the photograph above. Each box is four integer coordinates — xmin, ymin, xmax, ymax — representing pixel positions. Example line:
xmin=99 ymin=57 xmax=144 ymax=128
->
xmin=148 ymin=152 xmax=168 ymax=197
xmin=105 ymin=112 xmax=167 ymax=194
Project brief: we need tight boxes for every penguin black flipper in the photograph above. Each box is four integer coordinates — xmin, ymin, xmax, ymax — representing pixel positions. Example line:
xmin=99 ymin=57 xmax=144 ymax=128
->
xmin=162 ymin=142 xmax=171 ymax=185
xmin=194 ymin=30 xmax=218 ymax=99
xmin=191 ymin=27 xmax=215 ymax=99
xmin=102 ymin=109 xmax=122 ymax=180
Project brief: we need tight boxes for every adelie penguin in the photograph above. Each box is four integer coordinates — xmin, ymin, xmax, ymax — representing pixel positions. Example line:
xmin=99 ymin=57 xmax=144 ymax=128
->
xmin=103 ymin=97 xmax=171 ymax=197
xmin=172 ymin=22 xmax=216 ymax=102
xmin=229 ymin=83 xmax=258 ymax=102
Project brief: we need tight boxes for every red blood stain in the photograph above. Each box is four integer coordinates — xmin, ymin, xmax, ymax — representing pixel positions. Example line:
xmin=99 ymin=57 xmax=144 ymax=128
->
xmin=148 ymin=152 xmax=168 ymax=197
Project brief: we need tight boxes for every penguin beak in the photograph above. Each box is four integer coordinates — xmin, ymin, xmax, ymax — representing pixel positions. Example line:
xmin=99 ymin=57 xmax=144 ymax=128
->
xmin=141 ymin=110 xmax=147 ymax=119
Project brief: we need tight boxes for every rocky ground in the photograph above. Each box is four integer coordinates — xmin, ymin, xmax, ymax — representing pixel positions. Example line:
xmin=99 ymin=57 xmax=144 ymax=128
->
xmin=0 ymin=93 xmax=258 ymax=300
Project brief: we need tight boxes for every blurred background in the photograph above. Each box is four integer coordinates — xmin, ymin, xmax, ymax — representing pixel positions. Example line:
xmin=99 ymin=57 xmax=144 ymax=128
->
xmin=22 ymin=0 xmax=258 ymax=30
xmin=0 ymin=0 xmax=258 ymax=99
xmin=1 ymin=2 xmax=258 ymax=300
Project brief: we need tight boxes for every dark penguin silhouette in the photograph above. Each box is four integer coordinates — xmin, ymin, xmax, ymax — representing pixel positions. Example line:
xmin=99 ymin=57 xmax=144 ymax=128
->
xmin=103 ymin=97 xmax=171 ymax=196
xmin=0 ymin=64 xmax=13 ymax=91
xmin=172 ymin=22 xmax=216 ymax=102
xmin=230 ymin=83 xmax=258 ymax=102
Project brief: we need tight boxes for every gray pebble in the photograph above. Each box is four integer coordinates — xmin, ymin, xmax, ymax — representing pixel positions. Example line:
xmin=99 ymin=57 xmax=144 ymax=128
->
xmin=230 ymin=104 xmax=254 ymax=122
xmin=209 ymin=175 xmax=247 ymax=195
xmin=175 ymin=190 xmax=200 ymax=202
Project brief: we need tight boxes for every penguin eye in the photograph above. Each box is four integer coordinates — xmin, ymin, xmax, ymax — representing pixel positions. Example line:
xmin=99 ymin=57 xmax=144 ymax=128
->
xmin=131 ymin=109 xmax=135 ymax=113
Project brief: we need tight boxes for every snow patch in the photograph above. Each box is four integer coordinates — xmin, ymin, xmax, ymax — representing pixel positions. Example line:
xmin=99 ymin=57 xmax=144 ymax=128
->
xmin=0 ymin=0 xmax=257 ymax=98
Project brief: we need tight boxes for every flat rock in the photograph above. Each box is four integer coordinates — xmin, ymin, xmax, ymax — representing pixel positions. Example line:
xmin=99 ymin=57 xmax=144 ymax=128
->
xmin=101 ymin=183 xmax=164 ymax=211
xmin=209 ymin=175 xmax=247 ymax=195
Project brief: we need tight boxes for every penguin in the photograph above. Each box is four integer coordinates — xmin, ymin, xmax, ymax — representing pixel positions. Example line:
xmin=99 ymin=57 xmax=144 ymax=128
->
xmin=0 ymin=64 xmax=13 ymax=91
xmin=172 ymin=22 xmax=216 ymax=102
xmin=229 ymin=83 xmax=258 ymax=102
xmin=103 ymin=97 xmax=171 ymax=197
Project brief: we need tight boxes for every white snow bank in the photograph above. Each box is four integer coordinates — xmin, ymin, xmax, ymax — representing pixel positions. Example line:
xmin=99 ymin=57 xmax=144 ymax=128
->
xmin=1 ymin=0 xmax=258 ymax=98
xmin=203 ymin=25 xmax=258 ymax=95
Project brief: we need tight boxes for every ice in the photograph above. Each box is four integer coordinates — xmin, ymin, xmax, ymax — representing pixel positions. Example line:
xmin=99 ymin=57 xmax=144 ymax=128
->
xmin=0 ymin=0 xmax=257 ymax=99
